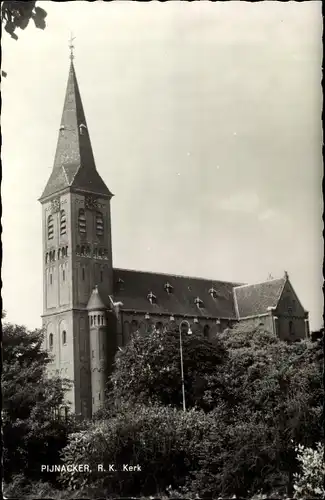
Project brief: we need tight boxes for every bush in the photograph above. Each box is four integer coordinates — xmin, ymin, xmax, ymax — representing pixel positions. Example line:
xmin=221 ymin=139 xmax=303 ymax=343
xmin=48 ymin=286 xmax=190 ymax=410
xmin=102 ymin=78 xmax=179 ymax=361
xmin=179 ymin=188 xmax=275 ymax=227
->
xmin=59 ymin=403 xmax=215 ymax=496
xmin=293 ymin=442 xmax=325 ymax=499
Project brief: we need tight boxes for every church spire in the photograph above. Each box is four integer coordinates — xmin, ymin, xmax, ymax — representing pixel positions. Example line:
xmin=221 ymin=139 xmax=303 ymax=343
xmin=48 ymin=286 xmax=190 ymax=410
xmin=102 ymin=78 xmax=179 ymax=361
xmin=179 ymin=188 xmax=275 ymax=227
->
xmin=40 ymin=50 xmax=112 ymax=201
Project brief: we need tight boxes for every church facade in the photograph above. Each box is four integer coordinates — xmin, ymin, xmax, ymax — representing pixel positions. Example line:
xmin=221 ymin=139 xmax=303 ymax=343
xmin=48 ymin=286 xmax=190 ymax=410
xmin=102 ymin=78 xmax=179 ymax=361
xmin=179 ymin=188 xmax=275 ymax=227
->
xmin=40 ymin=61 xmax=310 ymax=419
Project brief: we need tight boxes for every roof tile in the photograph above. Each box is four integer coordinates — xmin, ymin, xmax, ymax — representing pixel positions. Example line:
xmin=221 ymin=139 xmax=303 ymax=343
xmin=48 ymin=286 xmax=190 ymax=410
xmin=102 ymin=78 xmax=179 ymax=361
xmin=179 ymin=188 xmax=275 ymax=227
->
xmin=234 ymin=278 xmax=285 ymax=318
xmin=112 ymin=268 xmax=241 ymax=318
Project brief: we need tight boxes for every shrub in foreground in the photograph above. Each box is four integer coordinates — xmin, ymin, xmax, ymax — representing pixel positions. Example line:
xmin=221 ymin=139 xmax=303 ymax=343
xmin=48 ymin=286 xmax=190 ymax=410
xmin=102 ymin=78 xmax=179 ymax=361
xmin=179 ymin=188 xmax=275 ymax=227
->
xmin=59 ymin=403 xmax=214 ymax=496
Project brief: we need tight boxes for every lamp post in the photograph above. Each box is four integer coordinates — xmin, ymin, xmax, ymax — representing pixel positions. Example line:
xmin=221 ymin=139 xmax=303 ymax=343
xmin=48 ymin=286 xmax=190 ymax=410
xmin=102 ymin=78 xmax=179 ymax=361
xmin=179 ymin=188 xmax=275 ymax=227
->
xmin=179 ymin=320 xmax=192 ymax=411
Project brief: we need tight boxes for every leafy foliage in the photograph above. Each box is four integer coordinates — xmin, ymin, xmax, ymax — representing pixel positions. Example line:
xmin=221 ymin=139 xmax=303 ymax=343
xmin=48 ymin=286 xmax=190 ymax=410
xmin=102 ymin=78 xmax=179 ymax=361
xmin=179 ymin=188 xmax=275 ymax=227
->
xmin=110 ymin=328 xmax=228 ymax=410
xmin=1 ymin=1 xmax=47 ymax=41
xmin=187 ymin=326 xmax=323 ymax=497
xmin=293 ymin=442 xmax=325 ymax=499
xmin=1 ymin=1 xmax=47 ymax=77
xmin=2 ymin=322 xmax=78 ymax=484
xmin=3 ymin=319 xmax=323 ymax=498
xmin=60 ymin=403 xmax=213 ymax=496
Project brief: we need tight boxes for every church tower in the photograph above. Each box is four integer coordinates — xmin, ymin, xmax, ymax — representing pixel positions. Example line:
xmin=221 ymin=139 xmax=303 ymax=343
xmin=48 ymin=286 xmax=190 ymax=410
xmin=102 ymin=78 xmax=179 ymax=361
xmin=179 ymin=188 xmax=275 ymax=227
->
xmin=39 ymin=55 xmax=114 ymax=418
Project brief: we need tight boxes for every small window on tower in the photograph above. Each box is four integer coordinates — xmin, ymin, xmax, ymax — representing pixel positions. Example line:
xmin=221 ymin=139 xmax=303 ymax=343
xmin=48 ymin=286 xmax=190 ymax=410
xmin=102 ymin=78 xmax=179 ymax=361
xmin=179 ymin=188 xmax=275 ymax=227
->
xmin=78 ymin=209 xmax=86 ymax=234
xmin=96 ymin=211 xmax=104 ymax=236
xmin=60 ymin=210 xmax=67 ymax=235
xmin=50 ymin=273 xmax=53 ymax=285
xmin=49 ymin=333 xmax=53 ymax=349
xmin=62 ymin=269 xmax=65 ymax=281
xmin=92 ymin=350 xmax=94 ymax=358
xmin=48 ymin=215 xmax=54 ymax=240
xmin=82 ymin=267 xmax=85 ymax=281
xmin=62 ymin=330 xmax=67 ymax=345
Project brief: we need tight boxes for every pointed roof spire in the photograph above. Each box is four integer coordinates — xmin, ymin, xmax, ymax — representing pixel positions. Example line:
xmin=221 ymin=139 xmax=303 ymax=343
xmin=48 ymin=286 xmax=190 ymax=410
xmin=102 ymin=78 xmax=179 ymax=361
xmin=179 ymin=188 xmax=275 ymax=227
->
xmin=39 ymin=52 xmax=113 ymax=201
xmin=87 ymin=285 xmax=106 ymax=311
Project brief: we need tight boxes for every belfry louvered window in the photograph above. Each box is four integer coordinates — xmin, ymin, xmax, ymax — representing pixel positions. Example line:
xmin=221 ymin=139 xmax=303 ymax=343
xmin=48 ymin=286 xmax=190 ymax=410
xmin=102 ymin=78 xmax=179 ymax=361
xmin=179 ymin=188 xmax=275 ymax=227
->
xmin=60 ymin=210 xmax=67 ymax=235
xmin=48 ymin=215 xmax=54 ymax=240
xmin=96 ymin=211 xmax=104 ymax=236
xmin=78 ymin=209 xmax=86 ymax=234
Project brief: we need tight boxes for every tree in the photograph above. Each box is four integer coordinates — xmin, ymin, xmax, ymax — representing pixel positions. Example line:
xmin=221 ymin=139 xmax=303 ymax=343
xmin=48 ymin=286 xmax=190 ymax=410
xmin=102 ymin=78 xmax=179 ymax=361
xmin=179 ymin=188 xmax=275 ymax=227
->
xmin=189 ymin=323 xmax=324 ymax=497
xmin=2 ymin=322 xmax=77 ymax=485
xmin=1 ymin=1 xmax=47 ymax=77
xmin=109 ymin=328 xmax=228 ymax=411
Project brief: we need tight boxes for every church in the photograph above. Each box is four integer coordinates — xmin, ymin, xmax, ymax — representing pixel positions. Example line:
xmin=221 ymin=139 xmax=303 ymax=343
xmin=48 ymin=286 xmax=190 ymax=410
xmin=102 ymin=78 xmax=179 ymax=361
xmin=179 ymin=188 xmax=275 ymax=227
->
xmin=40 ymin=59 xmax=310 ymax=419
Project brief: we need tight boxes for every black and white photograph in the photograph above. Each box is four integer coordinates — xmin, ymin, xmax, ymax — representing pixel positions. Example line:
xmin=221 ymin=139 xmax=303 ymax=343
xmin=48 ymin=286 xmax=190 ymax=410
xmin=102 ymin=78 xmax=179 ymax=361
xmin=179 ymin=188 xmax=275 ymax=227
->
xmin=2 ymin=1 xmax=323 ymax=499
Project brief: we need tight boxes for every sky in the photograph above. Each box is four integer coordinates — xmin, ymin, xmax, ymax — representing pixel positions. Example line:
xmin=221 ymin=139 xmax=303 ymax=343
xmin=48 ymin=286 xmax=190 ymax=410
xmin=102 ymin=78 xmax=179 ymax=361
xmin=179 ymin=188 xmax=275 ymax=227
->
xmin=2 ymin=1 xmax=323 ymax=330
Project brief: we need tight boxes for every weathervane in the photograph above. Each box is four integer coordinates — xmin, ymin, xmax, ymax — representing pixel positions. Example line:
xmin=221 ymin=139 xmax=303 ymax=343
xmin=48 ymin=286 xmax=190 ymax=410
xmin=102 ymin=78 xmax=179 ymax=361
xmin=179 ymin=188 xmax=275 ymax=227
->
xmin=69 ymin=32 xmax=76 ymax=60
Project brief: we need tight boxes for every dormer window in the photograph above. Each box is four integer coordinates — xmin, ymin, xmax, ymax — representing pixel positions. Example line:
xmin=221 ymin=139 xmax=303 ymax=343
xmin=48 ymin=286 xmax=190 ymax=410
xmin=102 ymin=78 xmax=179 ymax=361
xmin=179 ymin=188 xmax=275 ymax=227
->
xmin=209 ymin=287 xmax=218 ymax=299
xmin=79 ymin=123 xmax=87 ymax=135
xmin=170 ymin=315 xmax=175 ymax=322
xmin=194 ymin=317 xmax=199 ymax=323
xmin=147 ymin=292 xmax=157 ymax=305
xmin=164 ymin=282 xmax=173 ymax=294
xmin=194 ymin=297 xmax=204 ymax=308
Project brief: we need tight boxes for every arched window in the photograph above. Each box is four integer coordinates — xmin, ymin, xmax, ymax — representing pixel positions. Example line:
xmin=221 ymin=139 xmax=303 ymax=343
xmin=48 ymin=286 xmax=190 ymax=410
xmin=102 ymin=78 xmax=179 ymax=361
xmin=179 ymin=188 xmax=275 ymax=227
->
xmin=97 ymin=315 xmax=100 ymax=325
xmin=62 ymin=269 xmax=65 ymax=281
xmin=65 ymin=246 xmax=68 ymax=257
xmin=78 ymin=209 xmax=86 ymax=234
xmin=58 ymin=249 xmax=61 ymax=260
xmin=96 ymin=211 xmax=104 ymax=236
xmin=49 ymin=273 xmax=53 ymax=285
xmin=60 ymin=210 xmax=67 ymax=235
xmin=49 ymin=333 xmax=53 ymax=349
xmin=203 ymin=325 xmax=210 ymax=339
xmin=45 ymin=253 xmax=49 ymax=264
xmin=62 ymin=330 xmax=67 ymax=345
xmin=48 ymin=215 xmax=54 ymax=240
xmin=82 ymin=267 xmax=85 ymax=281
xmin=289 ymin=321 xmax=295 ymax=336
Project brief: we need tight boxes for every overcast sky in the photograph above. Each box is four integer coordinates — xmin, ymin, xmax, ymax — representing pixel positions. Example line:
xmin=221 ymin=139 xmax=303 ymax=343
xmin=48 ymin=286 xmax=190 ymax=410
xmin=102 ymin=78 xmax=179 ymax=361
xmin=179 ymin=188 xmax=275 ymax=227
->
xmin=2 ymin=1 xmax=323 ymax=330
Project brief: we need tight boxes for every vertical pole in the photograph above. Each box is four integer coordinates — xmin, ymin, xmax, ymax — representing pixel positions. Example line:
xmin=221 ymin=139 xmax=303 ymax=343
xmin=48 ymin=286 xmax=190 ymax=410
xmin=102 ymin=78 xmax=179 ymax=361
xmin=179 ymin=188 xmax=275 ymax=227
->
xmin=179 ymin=323 xmax=186 ymax=411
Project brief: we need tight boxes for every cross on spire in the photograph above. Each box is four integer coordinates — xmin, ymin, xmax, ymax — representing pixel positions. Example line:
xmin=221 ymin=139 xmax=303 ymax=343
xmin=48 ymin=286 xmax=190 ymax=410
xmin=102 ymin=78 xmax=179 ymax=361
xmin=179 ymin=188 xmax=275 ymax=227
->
xmin=69 ymin=32 xmax=76 ymax=61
